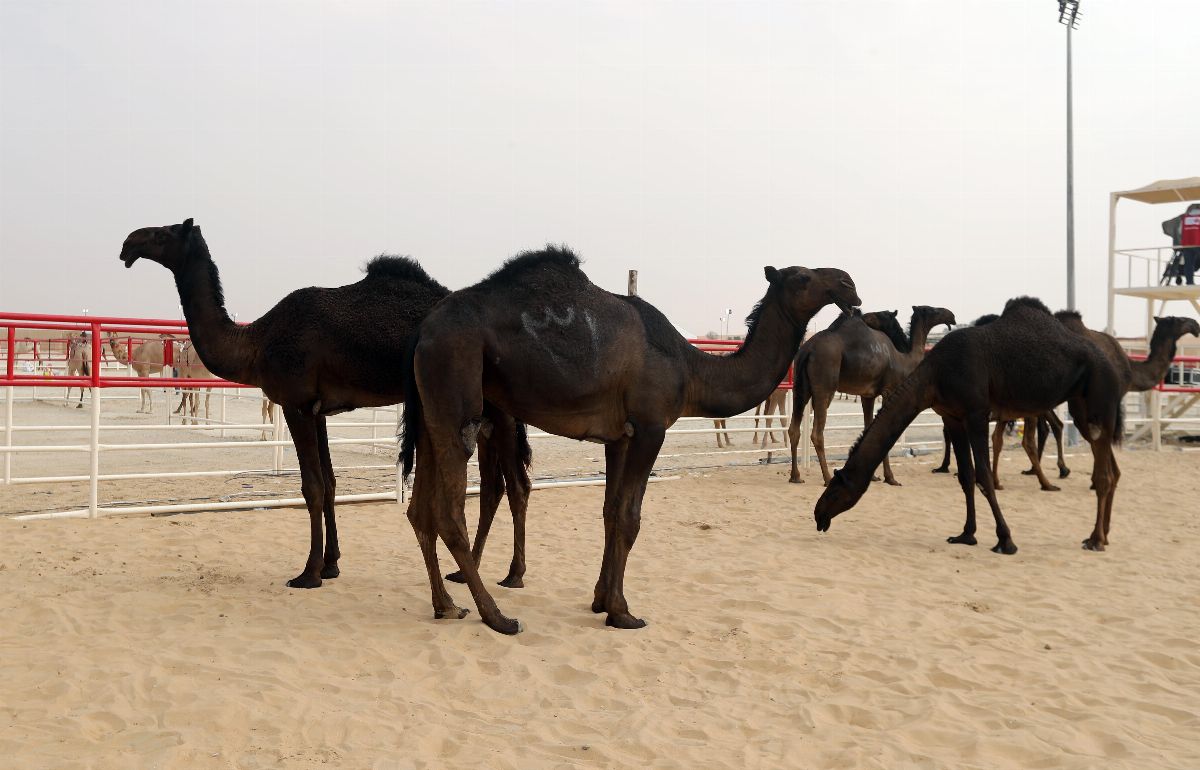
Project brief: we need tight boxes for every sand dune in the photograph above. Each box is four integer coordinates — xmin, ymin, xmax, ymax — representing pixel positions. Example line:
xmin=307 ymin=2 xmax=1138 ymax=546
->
xmin=1 ymin=448 xmax=1198 ymax=768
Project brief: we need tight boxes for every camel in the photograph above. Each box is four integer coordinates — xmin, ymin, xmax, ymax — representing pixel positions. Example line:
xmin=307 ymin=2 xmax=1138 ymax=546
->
xmin=64 ymin=333 xmax=91 ymax=408
xmin=173 ymin=341 xmax=216 ymax=424
xmin=260 ymin=396 xmax=276 ymax=440
xmin=399 ymin=248 xmax=860 ymax=634
xmin=713 ymin=418 xmax=735 ymax=448
xmin=815 ymin=297 xmax=1125 ymax=554
xmin=788 ymin=305 xmax=956 ymax=486
xmin=106 ymin=332 xmax=176 ymax=413
xmin=7 ymin=339 xmax=43 ymax=368
xmin=976 ymin=313 xmax=1196 ymax=489
xmin=119 ymin=218 xmax=531 ymax=589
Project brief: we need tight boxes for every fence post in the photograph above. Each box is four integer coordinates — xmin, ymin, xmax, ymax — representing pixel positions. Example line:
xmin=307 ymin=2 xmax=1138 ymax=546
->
xmin=88 ymin=322 xmax=102 ymax=518
xmin=627 ymin=270 xmax=638 ymax=296
xmin=4 ymin=324 xmax=13 ymax=484
xmin=1147 ymin=388 xmax=1156 ymax=450
xmin=272 ymin=402 xmax=284 ymax=473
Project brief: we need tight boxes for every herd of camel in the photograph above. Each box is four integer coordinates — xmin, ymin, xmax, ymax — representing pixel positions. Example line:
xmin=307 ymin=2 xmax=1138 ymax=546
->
xmin=112 ymin=218 xmax=1198 ymax=635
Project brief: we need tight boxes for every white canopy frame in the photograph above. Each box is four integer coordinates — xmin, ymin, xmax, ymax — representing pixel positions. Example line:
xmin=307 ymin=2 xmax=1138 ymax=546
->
xmin=1106 ymin=177 xmax=1200 ymax=335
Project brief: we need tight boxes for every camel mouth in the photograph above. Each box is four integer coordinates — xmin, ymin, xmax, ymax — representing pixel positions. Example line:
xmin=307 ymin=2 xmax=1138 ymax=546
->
xmin=120 ymin=252 xmax=139 ymax=268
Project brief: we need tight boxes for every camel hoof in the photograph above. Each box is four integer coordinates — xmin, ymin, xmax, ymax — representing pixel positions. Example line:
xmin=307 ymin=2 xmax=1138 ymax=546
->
xmin=991 ymin=540 xmax=1018 ymax=555
xmin=947 ymin=534 xmax=977 ymax=546
xmin=484 ymin=614 xmax=522 ymax=635
xmin=76 ymin=404 xmax=84 ymax=409
xmin=444 ymin=570 xmax=467 ymax=584
xmin=286 ymin=573 xmax=322 ymax=589
xmin=606 ymin=613 xmax=647 ymax=630
xmin=1059 ymin=468 xmax=1071 ymax=479
xmin=320 ymin=563 xmax=340 ymax=580
xmin=1081 ymin=539 xmax=1106 ymax=552
xmin=870 ymin=475 xmax=881 ymax=482
xmin=435 ymin=606 xmax=471 ymax=620
xmin=1040 ymin=485 xmax=1061 ymax=493
xmin=1020 ymin=468 xmax=1037 ymax=476
xmin=497 ymin=575 xmax=524 ymax=589
xmin=994 ymin=483 xmax=1005 ymax=491
xmin=931 ymin=467 xmax=950 ymax=474
xmin=590 ymin=598 xmax=606 ymax=614
xmin=885 ymin=479 xmax=902 ymax=487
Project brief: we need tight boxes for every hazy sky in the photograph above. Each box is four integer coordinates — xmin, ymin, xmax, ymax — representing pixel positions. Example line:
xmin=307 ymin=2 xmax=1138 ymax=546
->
xmin=1 ymin=0 xmax=1197 ymax=337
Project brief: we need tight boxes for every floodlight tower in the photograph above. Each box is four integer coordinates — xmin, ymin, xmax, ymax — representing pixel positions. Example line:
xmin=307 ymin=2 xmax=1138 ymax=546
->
xmin=1059 ymin=0 xmax=1081 ymax=310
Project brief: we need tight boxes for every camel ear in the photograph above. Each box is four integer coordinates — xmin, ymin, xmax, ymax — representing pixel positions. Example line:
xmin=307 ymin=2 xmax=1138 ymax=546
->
xmin=179 ymin=218 xmax=194 ymax=238
xmin=764 ymin=266 xmax=781 ymax=284
xmin=1153 ymin=316 xmax=1163 ymax=324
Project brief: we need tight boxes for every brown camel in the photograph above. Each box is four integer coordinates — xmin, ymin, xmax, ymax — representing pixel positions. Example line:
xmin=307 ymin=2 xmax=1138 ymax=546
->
xmin=173 ymin=341 xmax=216 ymax=424
xmin=106 ymin=332 xmax=177 ymax=413
xmin=788 ymin=305 xmax=956 ymax=486
xmin=815 ymin=297 xmax=1125 ymax=554
xmin=119 ymin=218 xmax=531 ymax=589
xmin=399 ymin=248 xmax=860 ymax=634
xmin=64 ymin=333 xmax=91 ymax=408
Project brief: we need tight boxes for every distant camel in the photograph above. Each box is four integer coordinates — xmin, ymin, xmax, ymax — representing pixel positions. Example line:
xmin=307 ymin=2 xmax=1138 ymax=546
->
xmin=64 ymin=333 xmax=91 ymax=408
xmin=173 ymin=341 xmax=216 ymax=424
xmin=106 ymin=332 xmax=176 ymax=413
xmin=7 ymin=339 xmax=43 ymax=368
xmin=789 ymin=305 xmax=955 ymax=485
xmin=816 ymin=297 xmax=1124 ymax=554
xmin=752 ymin=387 xmax=789 ymax=447
xmin=120 ymin=218 xmax=529 ymax=589
xmin=400 ymin=249 xmax=860 ymax=634
xmin=260 ymin=396 xmax=276 ymax=440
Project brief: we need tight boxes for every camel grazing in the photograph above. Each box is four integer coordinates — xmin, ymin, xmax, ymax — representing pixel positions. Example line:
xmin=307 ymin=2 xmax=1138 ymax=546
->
xmin=751 ymin=387 xmax=789 ymax=447
xmin=788 ymin=305 xmax=955 ymax=486
xmin=399 ymin=248 xmax=860 ymax=634
xmin=815 ymin=297 xmax=1125 ymax=554
xmin=119 ymin=218 xmax=531 ymax=589
xmin=64 ymin=333 xmax=91 ymax=408
xmin=106 ymin=332 xmax=177 ymax=413
xmin=173 ymin=341 xmax=216 ymax=424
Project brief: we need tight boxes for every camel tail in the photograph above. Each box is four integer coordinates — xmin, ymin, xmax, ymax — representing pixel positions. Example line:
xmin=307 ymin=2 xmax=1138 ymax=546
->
xmin=516 ymin=421 xmax=532 ymax=468
xmin=1114 ymin=403 xmax=1125 ymax=448
xmin=81 ymin=359 xmax=90 ymax=378
xmin=791 ymin=348 xmax=813 ymax=412
xmin=398 ymin=335 xmax=421 ymax=480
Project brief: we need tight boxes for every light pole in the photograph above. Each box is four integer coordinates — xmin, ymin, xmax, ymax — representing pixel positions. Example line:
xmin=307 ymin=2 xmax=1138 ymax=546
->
xmin=1059 ymin=0 xmax=1081 ymax=310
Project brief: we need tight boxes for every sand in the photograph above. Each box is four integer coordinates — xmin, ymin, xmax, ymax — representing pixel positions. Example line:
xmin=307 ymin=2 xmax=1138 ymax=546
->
xmin=1 ymin=448 xmax=1199 ymax=769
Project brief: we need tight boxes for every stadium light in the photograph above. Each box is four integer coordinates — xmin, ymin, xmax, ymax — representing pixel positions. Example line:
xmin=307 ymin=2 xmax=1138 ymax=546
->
xmin=1058 ymin=1 xmax=1081 ymax=310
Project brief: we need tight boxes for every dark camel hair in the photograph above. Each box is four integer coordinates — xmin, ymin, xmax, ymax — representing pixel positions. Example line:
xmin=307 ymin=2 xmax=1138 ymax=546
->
xmin=815 ymin=296 xmax=1125 ymax=554
xmin=787 ymin=305 xmax=956 ymax=486
xmin=399 ymin=248 xmax=860 ymax=634
xmin=118 ymin=219 xmax=532 ymax=589
xmin=929 ymin=312 xmax=1070 ymax=486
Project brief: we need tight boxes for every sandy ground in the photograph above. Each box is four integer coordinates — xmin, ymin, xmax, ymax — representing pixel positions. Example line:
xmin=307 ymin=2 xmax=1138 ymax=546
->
xmin=1 ymin=447 xmax=1198 ymax=769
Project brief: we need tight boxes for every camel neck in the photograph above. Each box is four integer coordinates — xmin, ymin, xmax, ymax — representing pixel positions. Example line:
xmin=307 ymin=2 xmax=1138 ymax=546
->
xmin=1129 ymin=333 xmax=1178 ymax=392
xmin=683 ymin=299 xmax=804 ymax=417
xmin=172 ymin=246 xmax=254 ymax=383
xmin=905 ymin=319 xmax=935 ymax=362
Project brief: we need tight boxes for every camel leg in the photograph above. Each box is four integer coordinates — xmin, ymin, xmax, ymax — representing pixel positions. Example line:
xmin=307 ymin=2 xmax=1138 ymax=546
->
xmin=315 ymin=417 xmax=340 ymax=579
xmin=990 ymin=420 xmax=1005 ymax=490
xmin=444 ymin=428 xmax=503 ymax=586
xmin=812 ymin=394 xmax=834 ymax=485
xmin=787 ymin=393 xmax=807 ymax=484
xmin=945 ymin=419 xmax=979 ymax=546
xmin=971 ymin=415 xmax=1018 ymax=555
xmin=280 ymin=407 xmax=329 ymax=588
xmin=1082 ymin=435 xmax=1117 ymax=552
xmin=494 ymin=412 xmax=531 ymax=588
xmin=1021 ymin=418 xmax=1059 ymax=491
xmin=1101 ymin=450 xmax=1120 ymax=544
xmin=406 ymin=432 xmax=468 ymax=621
xmin=1047 ymin=412 xmax=1070 ymax=478
xmin=932 ymin=424 xmax=952 ymax=473
xmin=752 ymin=404 xmax=763 ymax=445
xmin=591 ymin=421 xmax=665 ymax=630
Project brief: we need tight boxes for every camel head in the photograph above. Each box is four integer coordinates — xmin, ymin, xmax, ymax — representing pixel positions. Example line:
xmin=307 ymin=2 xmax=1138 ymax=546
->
xmin=764 ymin=266 xmax=860 ymax=324
xmin=813 ymin=467 xmax=868 ymax=532
xmin=120 ymin=218 xmax=196 ymax=273
xmin=1153 ymin=315 xmax=1200 ymax=341
xmin=912 ymin=305 xmax=956 ymax=330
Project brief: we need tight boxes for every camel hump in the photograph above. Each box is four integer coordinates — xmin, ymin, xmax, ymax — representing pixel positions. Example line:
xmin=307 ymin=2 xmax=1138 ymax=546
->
xmin=364 ymin=254 xmax=446 ymax=290
xmin=1002 ymin=296 xmax=1053 ymax=316
xmin=481 ymin=245 xmax=584 ymax=288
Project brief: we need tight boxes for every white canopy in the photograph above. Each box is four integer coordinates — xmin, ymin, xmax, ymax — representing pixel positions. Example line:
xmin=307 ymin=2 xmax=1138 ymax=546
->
xmin=1112 ymin=177 xmax=1200 ymax=205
